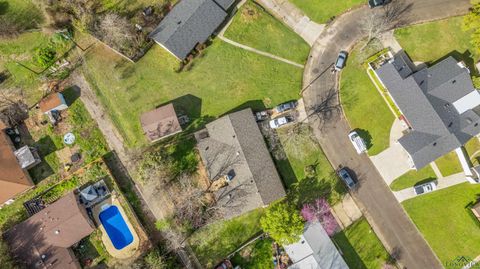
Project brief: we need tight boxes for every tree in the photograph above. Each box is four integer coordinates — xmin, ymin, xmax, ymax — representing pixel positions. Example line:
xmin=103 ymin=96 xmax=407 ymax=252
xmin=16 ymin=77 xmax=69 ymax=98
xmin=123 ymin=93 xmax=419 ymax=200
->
xmin=301 ymin=198 xmax=339 ymax=236
xmin=473 ymin=76 xmax=480 ymax=89
xmin=463 ymin=1 xmax=480 ymax=53
xmin=361 ymin=0 xmax=412 ymax=49
xmin=144 ymin=248 xmax=168 ymax=269
xmin=96 ymin=13 xmax=137 ymax=52
xmin=260 ymin=202 xmax=305 ymax=245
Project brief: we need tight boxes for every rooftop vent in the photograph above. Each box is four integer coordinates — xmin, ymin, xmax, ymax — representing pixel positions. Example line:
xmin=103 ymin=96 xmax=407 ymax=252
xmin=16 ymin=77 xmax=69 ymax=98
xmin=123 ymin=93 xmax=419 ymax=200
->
xmin=452 ymin=80 xmax=456 ymax=84
xmin=433 ymin=142 xmax=437 ymax=146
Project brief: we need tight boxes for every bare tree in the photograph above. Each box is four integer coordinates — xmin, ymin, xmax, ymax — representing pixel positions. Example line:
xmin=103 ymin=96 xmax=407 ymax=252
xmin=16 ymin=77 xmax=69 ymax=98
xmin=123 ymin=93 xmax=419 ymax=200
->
xmin=96 ymin=13 xmax=137 ymax=52
xmin=361 ymin=0 xmax=412 ymax=49
xmin=203 ymin=143 xmax=242 ymax=182
xmin=0 ymin=87 xmax=28 ymax=126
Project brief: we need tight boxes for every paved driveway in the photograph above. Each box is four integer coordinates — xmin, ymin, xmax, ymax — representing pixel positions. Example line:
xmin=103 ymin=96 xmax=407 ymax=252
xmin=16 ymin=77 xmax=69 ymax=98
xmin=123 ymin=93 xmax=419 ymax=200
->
xmin=301 ymin=0 xmax=472 ymax=268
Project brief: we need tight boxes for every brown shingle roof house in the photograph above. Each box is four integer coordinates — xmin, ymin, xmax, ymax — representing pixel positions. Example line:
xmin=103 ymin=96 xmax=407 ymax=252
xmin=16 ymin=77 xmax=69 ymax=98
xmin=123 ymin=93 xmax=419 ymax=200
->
xmin=140 ymin=103 xmax=182 ymax=142
xmin=195 ymin=108 xmax=286 ymax=219
xmin=4 ymin=192 xmax=95 ymax=269
xmin=0 ymin=129 xmax=34 ymax=205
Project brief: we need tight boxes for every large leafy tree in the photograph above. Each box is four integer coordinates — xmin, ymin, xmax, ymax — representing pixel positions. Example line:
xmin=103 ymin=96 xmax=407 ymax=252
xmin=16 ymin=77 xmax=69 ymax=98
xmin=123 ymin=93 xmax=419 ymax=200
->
xmin=463 ymin=0 xmax=480 ymax=54
xmin=260 ymin=201 xmax=304 ymax=245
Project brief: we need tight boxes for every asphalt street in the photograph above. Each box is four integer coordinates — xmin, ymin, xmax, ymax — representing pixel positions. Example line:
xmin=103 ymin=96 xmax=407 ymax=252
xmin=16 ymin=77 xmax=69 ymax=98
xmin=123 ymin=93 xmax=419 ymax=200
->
xmin=302 ymin=0 xmax=472 ymax=268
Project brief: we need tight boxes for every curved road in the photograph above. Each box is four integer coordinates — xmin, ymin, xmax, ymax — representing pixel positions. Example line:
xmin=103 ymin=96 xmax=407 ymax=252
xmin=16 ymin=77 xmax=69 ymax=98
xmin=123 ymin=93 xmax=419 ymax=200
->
xmin=302 ymin=1 xmax=472 ymax=268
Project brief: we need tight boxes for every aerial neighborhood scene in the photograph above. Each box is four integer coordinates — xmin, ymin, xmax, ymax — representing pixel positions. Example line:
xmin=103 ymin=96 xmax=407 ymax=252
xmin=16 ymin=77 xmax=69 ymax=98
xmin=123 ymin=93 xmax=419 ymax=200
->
xmin=2 ymin=0 xmax=480 ymax=268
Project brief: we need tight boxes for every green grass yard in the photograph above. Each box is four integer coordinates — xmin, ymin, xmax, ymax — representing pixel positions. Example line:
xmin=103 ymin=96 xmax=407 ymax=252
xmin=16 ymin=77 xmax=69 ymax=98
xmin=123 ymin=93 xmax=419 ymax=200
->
xmin=403 ymin=183 xmax=480 ymax=264
xmin=394 ymin=16 xmax=478 ymax=69
xmin=340 ymin=47 xmax=395 ymax=155
xmin=333 ymin=218 xmax=391 ymax=269
xmin=435 ymin=151 xmax=464 ymax=177
xmin=0 ymin=0 xmax=44 ymax=31
xmin=84 ymin=41 xmax=303 ymax=148
xmin=389 ymin=166 xmax=437 ymax=191
xmin=464 ymin=137 xmax=480 ymax=166
xmin=231 ymin=238 xmax=274 ymax=269
xmin=275 ymin=124 xmax=346 ymax=205
xmin=224 ymin=1 xmax=310 ymax=63
xmin=189 ymin=209 xmax=265 ymax=268
xmin=289 ymin=0 xmax=364 ymax=23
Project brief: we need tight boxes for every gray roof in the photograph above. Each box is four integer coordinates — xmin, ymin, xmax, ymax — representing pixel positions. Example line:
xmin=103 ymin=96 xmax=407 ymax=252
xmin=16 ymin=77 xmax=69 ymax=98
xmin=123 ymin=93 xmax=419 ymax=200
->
xmin=149 ymin=0 xmax=234 ymax=59
xmin=284 ymin=222 xmax=349 ymax=269
xmin=195 ymin=108 xmax=286 ymax=219
xmin=213 ymin=0 xmax=236 ymax=10
xmin=376 ymin=55 xmax=480 ymax=169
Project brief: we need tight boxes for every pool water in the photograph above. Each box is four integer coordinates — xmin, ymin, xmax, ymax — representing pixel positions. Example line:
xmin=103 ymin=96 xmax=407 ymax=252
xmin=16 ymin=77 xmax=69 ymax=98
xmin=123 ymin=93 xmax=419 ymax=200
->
xmin=99 ymin=205 xmax=134 ymax=250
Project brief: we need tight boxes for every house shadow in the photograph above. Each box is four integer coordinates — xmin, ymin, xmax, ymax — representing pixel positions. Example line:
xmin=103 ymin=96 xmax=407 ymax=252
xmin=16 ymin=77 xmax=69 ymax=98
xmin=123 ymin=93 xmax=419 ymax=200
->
xmin=221 ymin=100 xmax=267 ymax=116
xmin=353 ymin=128 xmax=373 ymax=150
xmin=62 ymin=86 xmax=81 ymax=106
xmin=332 ymin=231 xmax=368 ymax=269
xmin=428 ymin=50 xmax=479 ymax=77
xmin=29 ymin=136 xmax=58 ymax=183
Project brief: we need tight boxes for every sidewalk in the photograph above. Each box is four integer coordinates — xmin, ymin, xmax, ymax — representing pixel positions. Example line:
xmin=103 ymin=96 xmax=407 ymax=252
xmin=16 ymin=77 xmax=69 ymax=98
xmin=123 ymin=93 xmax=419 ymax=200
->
xmin=255 ymin=0 xmax=324 ymax=46
xmin=393 ymin=172 xmax=467 ymax=202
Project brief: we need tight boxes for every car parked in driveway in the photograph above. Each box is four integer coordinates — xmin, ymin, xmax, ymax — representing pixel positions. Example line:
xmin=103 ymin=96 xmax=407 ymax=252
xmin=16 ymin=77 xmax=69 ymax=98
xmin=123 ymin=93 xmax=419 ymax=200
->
xmin=337 ymin=168 xmax=356 ymax=189
xmin=414 ymin=181 xmax=437 ymax=195
xmin=269 ymin=116 xmax=293 ymax=129
xmin=368 ymin=0 xmax=386 ymax=8
xmin=335 ymin=51 xmax=348 ymax=70
xmin=274 ymin=101 xmax=298 ymax=114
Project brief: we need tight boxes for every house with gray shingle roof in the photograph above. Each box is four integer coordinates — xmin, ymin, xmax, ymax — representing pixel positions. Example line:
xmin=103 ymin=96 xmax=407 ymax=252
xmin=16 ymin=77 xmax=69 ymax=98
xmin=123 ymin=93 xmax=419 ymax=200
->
xmin=195 ymin=108 xmax=286 ymax=219
xmin=375 ymin=54 xmax=480 ymax=170
xmin=149 ymin=0 xmax=235 ymax=60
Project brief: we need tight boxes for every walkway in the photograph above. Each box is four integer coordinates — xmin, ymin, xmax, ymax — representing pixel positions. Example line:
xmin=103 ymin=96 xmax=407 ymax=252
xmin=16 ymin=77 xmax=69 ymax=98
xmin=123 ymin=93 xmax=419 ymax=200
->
xmin=393 ymin=172 xmax=467 ymax=202
xmin=255 ymin=0 xmax=324 ymax=46
xmin=301 ymin=0 xmax=472 ymax=268
xmin=218 ymin=35 xmax=304 ymax=68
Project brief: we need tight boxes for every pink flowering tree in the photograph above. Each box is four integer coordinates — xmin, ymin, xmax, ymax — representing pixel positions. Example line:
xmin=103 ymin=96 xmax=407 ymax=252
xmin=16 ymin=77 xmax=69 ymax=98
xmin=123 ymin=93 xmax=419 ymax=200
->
xmin=301 ymin=198 xmax=339 ymax=236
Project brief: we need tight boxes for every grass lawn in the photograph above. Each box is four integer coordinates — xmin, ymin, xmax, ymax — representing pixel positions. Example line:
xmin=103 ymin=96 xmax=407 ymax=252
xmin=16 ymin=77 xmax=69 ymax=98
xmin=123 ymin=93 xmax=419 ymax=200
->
xmin=340 ymin=46 xmax=395 ymax=155
xmin=435 ymin=151 xmax=464 ymax=177
xmin=189 ymin=209 xmax=264 ymax=268
xmin=275 ymin=124 xmax=346 ymax=205
xmin=333 ymin=218 xmax=391 ymax=269
xmin=0 ymin=0 xmax=44 ymax=31
xmin=464 ymin=137 xmax=480 ymax=166
xmin=403 ymin=183 xmax=480 ymax=264
xmin=394 ymin=16 xmax=478 ymax=70
xmin=83 ymin=40 xmax=303 ymax=148
xmin=389 ymin=166 xmax=437 ymax=191
xmin=224 ymin=1 xmax=310 ymax=63
xmin=231 ymin=237 xmax=274 ymax=269
xmin=289 ymin=0 xmax=364 ymax=23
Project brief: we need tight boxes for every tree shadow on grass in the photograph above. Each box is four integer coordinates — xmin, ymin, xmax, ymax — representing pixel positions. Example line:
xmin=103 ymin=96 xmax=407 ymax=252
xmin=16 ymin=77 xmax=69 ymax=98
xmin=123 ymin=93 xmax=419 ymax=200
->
xmin=353 ymin=128 xmax=373 ymax=150
xmin=0 ymin=1 xmax=8 ymax=15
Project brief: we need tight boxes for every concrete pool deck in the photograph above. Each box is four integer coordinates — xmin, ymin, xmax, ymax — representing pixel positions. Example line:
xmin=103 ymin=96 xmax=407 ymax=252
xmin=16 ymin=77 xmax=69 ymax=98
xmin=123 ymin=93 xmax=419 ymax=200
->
xmin=92 ymin=195 xmax=140 ymax=259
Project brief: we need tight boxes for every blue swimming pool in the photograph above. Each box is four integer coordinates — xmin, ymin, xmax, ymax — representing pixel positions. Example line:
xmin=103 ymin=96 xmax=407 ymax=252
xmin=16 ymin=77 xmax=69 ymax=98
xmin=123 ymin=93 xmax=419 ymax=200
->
xmin=99 ymin=205 xmax=134 ymax=250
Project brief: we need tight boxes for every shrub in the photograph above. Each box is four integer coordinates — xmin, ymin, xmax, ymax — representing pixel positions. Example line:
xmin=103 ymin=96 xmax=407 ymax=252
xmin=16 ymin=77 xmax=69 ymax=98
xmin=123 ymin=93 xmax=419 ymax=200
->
xmin=35 ymin=46 xmax=56 ymax=67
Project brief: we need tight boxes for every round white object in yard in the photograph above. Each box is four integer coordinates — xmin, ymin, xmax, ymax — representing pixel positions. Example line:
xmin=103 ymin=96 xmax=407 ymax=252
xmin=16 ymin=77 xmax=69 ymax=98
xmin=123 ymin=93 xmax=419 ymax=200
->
xmin=63 ymin=132 xmax=76 ymax=145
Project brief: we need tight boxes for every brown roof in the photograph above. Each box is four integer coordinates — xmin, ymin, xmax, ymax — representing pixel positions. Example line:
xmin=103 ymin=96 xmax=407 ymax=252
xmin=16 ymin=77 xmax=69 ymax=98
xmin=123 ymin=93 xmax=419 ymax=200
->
xmin=0 ymin=130 xmax=34 ymax=204
xmin=4 ymin=192 xmax=94 ymax=269
xmin=140 ymin=103 xmax=182 ymax=142
xmin=39 ymin=93 xmax=65 ymax=113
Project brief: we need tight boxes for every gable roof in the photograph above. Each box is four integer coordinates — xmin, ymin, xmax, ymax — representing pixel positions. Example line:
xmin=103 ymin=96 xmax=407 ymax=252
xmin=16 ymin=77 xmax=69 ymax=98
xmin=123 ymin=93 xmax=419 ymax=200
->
xmin=149 ymin=0 xmax=232 ymax=59
xmin=140 ymin=103 xmax=182 ymax=142
xmin=0 ymin=130 xmax=34 ymax=204
xmin=39 ymin=93 xmax=67 ymax=113
xmin=196 ymin=108 xmax=286 ymax=218
xmin=284 ymin=222 xmax=349 ymax=269
xmin=376 ymin=55 xmax=480 ymax=169
xmin=4 ymin=192 xmax=94 ymax=269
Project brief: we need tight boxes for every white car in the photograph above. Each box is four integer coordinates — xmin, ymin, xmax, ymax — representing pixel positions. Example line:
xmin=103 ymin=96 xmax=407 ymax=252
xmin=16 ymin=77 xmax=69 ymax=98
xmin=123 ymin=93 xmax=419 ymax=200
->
xmin=414 ymin=181 xmax=437 ymax=195
xmin=269 ymin=116 xmax=293 ymax=129
xmin=348 ymin=131 xmax=367 ymax=154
